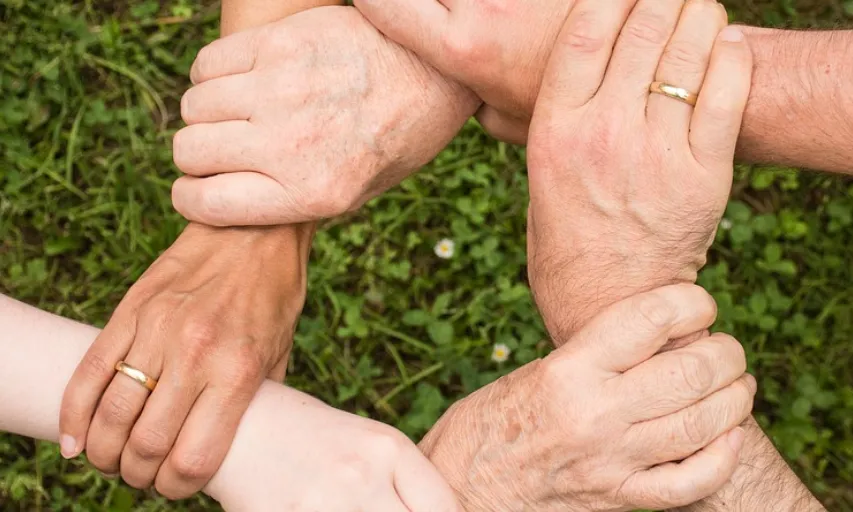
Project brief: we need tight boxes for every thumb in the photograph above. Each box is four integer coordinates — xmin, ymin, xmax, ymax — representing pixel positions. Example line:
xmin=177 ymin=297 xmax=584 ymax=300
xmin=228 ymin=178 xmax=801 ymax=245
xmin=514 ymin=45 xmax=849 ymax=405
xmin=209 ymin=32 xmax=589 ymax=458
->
xmin=171 ymin=174 xmax=306 ymax=226
xmin=395 ymin=446 xmax=462 ymax=512
xmin=353 ymin=0 xmax=449 ymax=68
xmin=556 ymin=284 xmax=718 ymax=374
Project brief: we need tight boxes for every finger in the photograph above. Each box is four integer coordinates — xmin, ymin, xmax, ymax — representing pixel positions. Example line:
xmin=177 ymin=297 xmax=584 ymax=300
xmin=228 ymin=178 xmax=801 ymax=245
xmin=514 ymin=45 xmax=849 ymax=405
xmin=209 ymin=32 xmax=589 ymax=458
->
xmin=190 ymin=29 xmax=261 ymax=84
xmin=171 ymin=173 xmax=298 ymax=227
xmin=352 ymin=0 xmax=449 ymax=72
xmin=395 ymin=447 xmax=460 ymax=512
xmin=537 ymin=0 xmax=639 ymax=110
xmin=620 ymin=332 xmax=746 ymax=421
xmin=689 ymin=25 xmax=753 ymax=169
xmin=623 ymin=426 xmax=745 ymax=509
xmin=155 ymin=384 xmax=257 ymax=499
xmin=373 ymin=493 xmax=410 ymax=512
xmin=559 ymin=284 xmax=717 ymax=374
xmin=267 ymin=356 xmax=288 ymax=383
xmin=635 ymin=373 xmax=756 ymax=466
xmin=181 ymin=73 xmax=257 ymax=125
xmin=475 ymin=106 xmax=529 ymax=145
xmin=59 ymin=307 xmax=138 ymax=459
xmin=85 ymin=344 xmax=162 ymax=475
xmin=172 ymin=121 xmax=268 ymax=177
xmin=599 ymin=0 xmax=685 ymax=103
xmin=647 ymin=0 xmax=728 ymax=140
xmin=119 ymin=360 xmax=202 ymax=489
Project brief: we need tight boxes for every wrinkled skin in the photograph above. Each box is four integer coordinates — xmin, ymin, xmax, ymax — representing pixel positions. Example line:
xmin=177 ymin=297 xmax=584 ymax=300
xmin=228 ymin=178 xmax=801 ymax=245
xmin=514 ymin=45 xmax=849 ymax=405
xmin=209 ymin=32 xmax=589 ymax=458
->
xmin=171 ymin=6 xmax=478 ymax=226
xmin=526 ymin=0 xmax=751 ymax=339
xmin=421 ymin=285 xmax=755 ymax=511
xmin=60 ymin=223 xmax=312 ymax=498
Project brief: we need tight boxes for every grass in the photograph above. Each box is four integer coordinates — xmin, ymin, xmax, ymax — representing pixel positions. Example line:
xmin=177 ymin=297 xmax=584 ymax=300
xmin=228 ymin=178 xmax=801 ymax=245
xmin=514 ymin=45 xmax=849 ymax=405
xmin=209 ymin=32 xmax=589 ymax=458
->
xmin=1 ymin=0 xmax=852 ymax=510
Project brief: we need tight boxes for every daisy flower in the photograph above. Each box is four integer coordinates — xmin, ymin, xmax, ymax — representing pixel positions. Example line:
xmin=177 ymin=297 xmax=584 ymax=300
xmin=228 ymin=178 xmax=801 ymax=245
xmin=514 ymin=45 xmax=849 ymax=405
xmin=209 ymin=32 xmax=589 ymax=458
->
xmin=434 ymin=238 xmax=455 ymax=259
xmin=491 ymin=343 xmax=511 ymax=363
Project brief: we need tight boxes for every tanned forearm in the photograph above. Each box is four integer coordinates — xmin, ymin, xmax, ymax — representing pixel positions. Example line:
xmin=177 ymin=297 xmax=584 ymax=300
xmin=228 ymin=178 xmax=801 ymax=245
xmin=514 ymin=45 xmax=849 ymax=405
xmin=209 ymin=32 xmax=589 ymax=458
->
xmin=738 ymin=28 xmax=853 ymax=173
xmin=671 ymin=417 xmax=825 ymax=512
xmin=221 ymin=0 xmax=342 ymax=36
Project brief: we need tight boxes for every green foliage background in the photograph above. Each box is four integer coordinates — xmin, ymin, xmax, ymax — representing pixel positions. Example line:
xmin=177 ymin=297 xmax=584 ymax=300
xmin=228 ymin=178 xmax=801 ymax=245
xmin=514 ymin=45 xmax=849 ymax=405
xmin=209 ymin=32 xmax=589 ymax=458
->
xmin=1 ymin=0 xmax=852 ymax=510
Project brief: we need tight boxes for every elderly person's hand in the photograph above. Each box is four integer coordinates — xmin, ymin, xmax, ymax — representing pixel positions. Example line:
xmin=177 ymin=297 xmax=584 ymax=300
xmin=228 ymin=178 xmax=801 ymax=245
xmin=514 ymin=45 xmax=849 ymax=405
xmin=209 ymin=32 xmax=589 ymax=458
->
xmin=170 ymin=5 xmax=478 ymax=226
xmin=353 ymin=0 xmax=574 ymax=143
xmin=59 ymin=223 xmax=312 ymax=498
xmin=526 ymin=0 xmax=752 ymax=340
xmin=422 ymin=285 xmax=754 ymax=511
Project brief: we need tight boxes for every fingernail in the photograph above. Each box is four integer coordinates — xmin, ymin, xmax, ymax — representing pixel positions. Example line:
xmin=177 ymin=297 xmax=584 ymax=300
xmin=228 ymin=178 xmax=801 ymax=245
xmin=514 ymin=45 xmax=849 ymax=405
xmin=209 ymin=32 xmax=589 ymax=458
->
xmin=60 ymin=434 xmax=79 ymax=459
xmin=727 ymin=427 xmax=745 ymax=453
xmin=102 ymin=472 xmax=119 ymax=480
xmin=719 ymin=26 xmax=744 ymax=43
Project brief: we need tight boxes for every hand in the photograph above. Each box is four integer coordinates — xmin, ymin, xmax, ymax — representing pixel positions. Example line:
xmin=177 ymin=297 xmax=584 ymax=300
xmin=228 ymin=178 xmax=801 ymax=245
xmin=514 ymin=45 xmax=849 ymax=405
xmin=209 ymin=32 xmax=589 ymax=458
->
xmin=205 ymin=383 xmax=460 ymax=512
xmin=353 ymin=0 xmax=574 ymax=143
xmin=421 ymin=285 xmax=755 ymax=511
xmin=59 ymin=223 xmax=312 ymax=498
xmin=526 ymin=0 xmax=753 ymax=340
xmin=171 ymin=5 xmax=478 ymax=226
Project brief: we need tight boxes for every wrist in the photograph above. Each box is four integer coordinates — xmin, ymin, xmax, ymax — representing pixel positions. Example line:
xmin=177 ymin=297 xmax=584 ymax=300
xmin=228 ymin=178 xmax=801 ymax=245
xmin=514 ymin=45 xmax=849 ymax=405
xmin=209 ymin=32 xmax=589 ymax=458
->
xmin=530 ymin=238 xmax=701 ymax=343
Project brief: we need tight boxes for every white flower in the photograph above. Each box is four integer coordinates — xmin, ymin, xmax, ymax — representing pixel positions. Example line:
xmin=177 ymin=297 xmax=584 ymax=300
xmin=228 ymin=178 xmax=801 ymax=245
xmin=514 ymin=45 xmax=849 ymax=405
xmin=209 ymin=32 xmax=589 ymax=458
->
xmin=434 ymin=238 xmax=455 ymax=259
xmin=491 ymin=343 xmax=511 ymax=363
xmin=719 ymin=219 xmax=733 ymax=230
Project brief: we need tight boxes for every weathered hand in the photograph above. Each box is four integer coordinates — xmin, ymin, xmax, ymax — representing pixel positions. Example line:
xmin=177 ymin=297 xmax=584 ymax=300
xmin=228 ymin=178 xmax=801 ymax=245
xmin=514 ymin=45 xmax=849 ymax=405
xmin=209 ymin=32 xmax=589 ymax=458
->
xmin=526 ymin=0 xmax=753 ymax=339
xmin=353 ymin=0 xmax=574 ymax=143
xmin=421 ymin=285 xmax=755 ymax=511
xmin=59 ymin=223 xmax=312 ymax=498
xmin=205 ymin=383 xmax=460 ymax=512
xmin=171 ymin=5 xmax=478 ymax=226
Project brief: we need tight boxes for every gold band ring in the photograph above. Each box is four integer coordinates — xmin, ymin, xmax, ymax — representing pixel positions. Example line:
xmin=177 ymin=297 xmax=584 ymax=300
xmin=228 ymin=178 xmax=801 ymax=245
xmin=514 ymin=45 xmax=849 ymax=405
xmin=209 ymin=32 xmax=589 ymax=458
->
xmin=649 ymin=81 xmax=699 ymax=107
xmin=114 ymin=361 xmax=158 ymax=392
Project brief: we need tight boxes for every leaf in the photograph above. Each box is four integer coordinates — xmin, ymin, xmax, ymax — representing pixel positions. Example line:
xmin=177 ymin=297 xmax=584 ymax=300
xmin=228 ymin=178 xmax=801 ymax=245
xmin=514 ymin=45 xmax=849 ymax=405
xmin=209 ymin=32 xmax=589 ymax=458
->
xmin=402 ymin=309 xmax=432 ymax=327
xmin=427 ymin=321 xmax=454 ymax=345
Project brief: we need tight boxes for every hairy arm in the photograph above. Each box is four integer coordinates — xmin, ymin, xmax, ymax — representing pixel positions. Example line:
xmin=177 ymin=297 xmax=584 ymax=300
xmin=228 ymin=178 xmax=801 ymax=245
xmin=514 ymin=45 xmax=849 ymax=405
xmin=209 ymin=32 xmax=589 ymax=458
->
xmin=738 ymin=28 xmax=853 ymax=173
xmin=671 ymin=419 xmax=825 ymax=512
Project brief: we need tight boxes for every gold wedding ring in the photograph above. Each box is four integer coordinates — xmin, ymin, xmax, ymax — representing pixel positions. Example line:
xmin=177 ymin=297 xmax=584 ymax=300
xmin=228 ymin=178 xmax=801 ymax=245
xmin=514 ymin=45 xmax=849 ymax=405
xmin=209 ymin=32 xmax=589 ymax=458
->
xmin=649 ymin=81 xmax=699 ymax=106
xmin=114 ymin=361 xmax=158 ymax=392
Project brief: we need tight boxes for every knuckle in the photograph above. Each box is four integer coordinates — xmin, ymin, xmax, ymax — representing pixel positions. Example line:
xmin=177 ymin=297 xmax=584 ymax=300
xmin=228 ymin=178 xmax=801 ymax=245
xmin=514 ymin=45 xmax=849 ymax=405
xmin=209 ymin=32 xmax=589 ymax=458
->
xmin=171 ymin=128 xmax=194 ymax=172
xmin=180 ymin=89 xmax=196 ymax=124
xmin=679 ymin=405 xmax=710 ymax=446
xmin=562 ymin=13 xmax=609 ymax=55
xmin=624 ymin=13 xmax=670 ymax=46
xmin=191 ymin=45 xmax=215 ymax=80
xmin=660 ymin=478 xmax=697 ymax=508
xmin=440 ymin=31 xmax=491 ymax=67
xmin=79 ymin=352 xmax=113 ymax=381
xmin=168 ymin=449 xmax=215 ymax=482
xmin=305 ymin=180 xmax=356 ymax=219
xmin=97 ymin=392 xmax=137 ymax=427
xmin=179 ymin=318 xmax=221 ymax=354
xmin=537 ymin=355 xmax=571 ymax=389
xmin=712 ymin=332 xmax=747 ymax=372
xmin=633 ymin=292 xmax=676 ymax=331
xmin=367 ymin=430 xmax=407 ymax=460
xmin=128 ymin=426 xmax=172 ymax=461
xmin=677 ymin=352 xmax=714 ymax=399
xmin=661 ymin=40 xmax=706 ymax=73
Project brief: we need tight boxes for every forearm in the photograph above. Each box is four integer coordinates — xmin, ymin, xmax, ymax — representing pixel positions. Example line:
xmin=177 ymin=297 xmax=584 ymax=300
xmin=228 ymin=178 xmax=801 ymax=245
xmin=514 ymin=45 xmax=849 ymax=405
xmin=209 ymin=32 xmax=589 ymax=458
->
xmin=738 ymin=28 xmax=853 ymax=173
xmin=221 ymin=0 xmax=343 ymax=36
xmin=0 ymin=294 xmax=311 ymax=505
xmin=671 ymin=418 xmax=824 ymax=512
